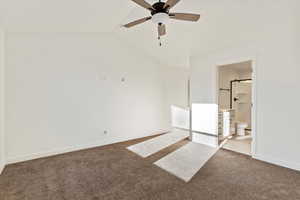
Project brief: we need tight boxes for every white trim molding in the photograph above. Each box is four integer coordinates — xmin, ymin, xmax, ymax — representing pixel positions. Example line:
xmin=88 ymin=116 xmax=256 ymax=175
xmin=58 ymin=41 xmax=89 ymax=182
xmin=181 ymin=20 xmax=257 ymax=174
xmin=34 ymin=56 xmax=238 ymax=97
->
xmin=253 ymin=154 xmax=300 ymax=171
xmin=6 ymin=130 xmax=169 ymax=164
xmin=0 ymin=30 xmax=6 ymax=175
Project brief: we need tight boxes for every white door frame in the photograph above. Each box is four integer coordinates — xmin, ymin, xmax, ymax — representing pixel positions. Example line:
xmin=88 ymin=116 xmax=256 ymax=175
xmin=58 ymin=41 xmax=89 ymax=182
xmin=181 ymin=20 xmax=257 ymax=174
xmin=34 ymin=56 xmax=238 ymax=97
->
xmin=215 ymin=56 xmax=257 ymax=156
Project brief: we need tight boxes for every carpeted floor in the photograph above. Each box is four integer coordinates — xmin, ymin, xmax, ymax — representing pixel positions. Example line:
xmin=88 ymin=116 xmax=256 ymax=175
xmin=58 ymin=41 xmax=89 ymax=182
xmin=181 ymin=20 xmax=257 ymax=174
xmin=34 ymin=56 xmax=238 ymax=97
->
xmin=0 ymin=135 xmax=299 ymax=200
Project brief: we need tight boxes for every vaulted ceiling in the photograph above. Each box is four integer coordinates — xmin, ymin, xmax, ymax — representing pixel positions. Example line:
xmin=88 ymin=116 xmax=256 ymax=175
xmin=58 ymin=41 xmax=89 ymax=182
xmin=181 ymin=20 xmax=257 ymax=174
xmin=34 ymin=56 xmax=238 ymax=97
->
xmin=0 ymin=0 xmax=280 ymax=68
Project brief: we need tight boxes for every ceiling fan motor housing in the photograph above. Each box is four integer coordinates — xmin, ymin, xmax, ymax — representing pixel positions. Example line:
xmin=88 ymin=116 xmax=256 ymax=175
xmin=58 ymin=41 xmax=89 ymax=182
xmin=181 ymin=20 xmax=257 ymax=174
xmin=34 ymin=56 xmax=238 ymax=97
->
xmin=151 ymin=2 xmax=168 ymax=15
xmin=151 ymin=2 xmax=170 ymax=24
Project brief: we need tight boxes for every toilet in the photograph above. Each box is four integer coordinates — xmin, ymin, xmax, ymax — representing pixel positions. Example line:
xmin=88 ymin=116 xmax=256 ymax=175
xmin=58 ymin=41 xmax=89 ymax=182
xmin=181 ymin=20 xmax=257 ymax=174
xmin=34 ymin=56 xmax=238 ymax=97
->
xmin=236 ymin=122 xmax=248 ymax=136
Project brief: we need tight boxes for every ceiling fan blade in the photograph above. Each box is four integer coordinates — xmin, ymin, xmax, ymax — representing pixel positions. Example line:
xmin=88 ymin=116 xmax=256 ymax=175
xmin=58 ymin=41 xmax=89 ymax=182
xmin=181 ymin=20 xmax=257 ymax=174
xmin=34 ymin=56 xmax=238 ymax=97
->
xmin=158 ymin=24 xmax=166 ymax=36
xmin=123 ymin=17 xmax=151 ymax=28
xmin=131 ymin=0 xmax=154 ymax=11
xmin=164 ymin=0 xmax=181 ymax=9
xmin=169 ymin=13 xmax=200 ymax=22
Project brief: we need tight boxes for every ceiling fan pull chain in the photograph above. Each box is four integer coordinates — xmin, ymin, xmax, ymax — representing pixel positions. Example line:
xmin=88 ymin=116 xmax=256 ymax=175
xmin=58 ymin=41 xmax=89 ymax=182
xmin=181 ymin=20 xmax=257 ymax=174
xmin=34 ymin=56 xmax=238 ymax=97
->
xmin=158 ymin=36 xmax=162 ymax=46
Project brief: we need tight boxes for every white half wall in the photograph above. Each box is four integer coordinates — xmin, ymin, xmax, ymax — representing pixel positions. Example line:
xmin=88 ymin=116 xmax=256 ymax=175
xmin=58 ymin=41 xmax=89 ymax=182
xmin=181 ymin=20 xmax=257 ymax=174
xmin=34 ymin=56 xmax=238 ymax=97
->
xmin=191 ymin=1 xmax=300 ymax=170
xmin=0 ymin=30 xmax=5 ymax=173
xmin=192 ymin=103 xmax=218 ymax=147
xmin=5 ymin=33 xmax=170 ymax=163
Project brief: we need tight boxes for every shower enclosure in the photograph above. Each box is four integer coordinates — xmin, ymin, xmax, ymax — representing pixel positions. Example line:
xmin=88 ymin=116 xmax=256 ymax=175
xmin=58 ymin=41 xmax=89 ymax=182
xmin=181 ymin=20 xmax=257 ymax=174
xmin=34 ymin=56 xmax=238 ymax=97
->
xmin=231 ymin=79 xmax=252 ymax=132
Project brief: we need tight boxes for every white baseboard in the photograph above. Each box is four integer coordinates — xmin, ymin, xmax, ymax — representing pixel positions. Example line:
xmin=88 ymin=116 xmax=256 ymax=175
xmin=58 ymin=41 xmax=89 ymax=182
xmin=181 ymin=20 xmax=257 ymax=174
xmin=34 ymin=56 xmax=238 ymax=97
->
xmin=253 ymin=154 xmax=300 ymax=171
xmin=7 ymin=130 xmax=170 ymax=164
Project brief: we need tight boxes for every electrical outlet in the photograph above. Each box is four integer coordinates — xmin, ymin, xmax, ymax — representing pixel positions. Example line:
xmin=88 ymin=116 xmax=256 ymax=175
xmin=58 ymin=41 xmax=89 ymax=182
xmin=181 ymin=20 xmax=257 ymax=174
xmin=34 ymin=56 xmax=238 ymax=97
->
xmin=104 ymin=130 xmax=108 ymax=135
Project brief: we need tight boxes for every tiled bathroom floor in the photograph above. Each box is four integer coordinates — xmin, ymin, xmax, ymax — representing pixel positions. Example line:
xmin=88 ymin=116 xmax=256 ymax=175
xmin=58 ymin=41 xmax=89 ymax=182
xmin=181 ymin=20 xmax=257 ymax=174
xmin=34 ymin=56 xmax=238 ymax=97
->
xmin=222 ymin=136 xmax=252 ymax=155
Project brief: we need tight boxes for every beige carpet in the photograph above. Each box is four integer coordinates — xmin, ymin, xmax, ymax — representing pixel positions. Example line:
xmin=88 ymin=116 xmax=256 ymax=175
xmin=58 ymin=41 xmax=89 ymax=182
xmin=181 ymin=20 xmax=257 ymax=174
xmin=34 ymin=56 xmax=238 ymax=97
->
xmin=0 ymin=135 xmax=299 ymax=200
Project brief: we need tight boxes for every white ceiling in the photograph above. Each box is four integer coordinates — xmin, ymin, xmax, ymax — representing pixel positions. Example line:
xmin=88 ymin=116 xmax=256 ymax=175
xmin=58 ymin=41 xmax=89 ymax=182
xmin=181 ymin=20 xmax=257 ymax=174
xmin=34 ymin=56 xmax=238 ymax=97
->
xmin=114 ymin=0 xmax=266 ymax=68
xmin=0 ymin=0 xmax=134 ymax=32
xmin=0 ymin=0 xmax=274 ymax=68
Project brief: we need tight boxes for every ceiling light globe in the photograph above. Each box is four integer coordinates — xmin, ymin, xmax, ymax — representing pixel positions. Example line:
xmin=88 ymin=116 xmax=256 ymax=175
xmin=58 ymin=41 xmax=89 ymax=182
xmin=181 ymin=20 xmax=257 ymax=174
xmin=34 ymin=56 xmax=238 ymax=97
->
xmin=151 ymin=13 xmax=170 ymax=24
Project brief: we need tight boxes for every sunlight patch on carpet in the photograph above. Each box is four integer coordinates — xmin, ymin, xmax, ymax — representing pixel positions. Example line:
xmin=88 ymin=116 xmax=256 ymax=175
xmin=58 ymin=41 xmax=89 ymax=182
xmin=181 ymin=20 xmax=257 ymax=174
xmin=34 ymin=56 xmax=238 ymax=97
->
xmin=127 ymin=130 xmax=189 ymax=158
xmin=154 ymin=142 xmax=218 ymax=182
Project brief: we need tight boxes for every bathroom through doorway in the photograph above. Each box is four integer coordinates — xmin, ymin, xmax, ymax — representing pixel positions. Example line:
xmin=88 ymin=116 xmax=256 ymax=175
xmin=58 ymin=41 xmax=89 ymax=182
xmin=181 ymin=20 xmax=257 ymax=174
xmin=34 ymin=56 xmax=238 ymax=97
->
xmin=217 ymin=60 xmax=255 ymax=156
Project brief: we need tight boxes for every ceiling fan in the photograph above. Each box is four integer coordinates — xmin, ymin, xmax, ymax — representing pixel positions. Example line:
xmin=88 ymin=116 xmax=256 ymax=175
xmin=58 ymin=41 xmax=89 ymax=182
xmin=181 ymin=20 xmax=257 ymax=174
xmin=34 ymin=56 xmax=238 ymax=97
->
xmin=123 ymin=0 xmax=200 ymax=45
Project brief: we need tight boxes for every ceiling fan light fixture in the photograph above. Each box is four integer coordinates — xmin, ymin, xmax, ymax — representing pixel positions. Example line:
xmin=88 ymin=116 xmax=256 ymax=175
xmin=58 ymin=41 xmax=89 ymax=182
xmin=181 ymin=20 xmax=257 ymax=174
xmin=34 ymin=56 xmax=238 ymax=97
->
xmin=151 ymin=13 xmax=170 ymax=24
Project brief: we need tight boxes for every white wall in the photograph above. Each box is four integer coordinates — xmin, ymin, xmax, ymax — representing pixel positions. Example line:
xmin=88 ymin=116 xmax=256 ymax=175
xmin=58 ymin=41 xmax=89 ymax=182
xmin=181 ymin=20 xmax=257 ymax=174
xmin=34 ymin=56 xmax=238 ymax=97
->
xmin=5 ymin=33 xmax=169 ymax=163
xmin=0 ymin=30 xmax=5 ymax=173
xmin=164 ymin=67 xmax=189 ymax=109
xmin=191 ymin=1 xmax=300 ymax=170
xmin=170 ymin=105 xmax=189 ymax=130
xmin=163 ymin=67 xmax=189 ymax=129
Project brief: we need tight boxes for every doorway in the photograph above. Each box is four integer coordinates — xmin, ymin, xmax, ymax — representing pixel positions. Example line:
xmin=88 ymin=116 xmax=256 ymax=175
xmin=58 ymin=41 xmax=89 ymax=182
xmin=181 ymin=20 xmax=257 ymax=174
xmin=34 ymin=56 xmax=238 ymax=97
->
xmin=217 ymin=61 xmax=254 ymax=155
